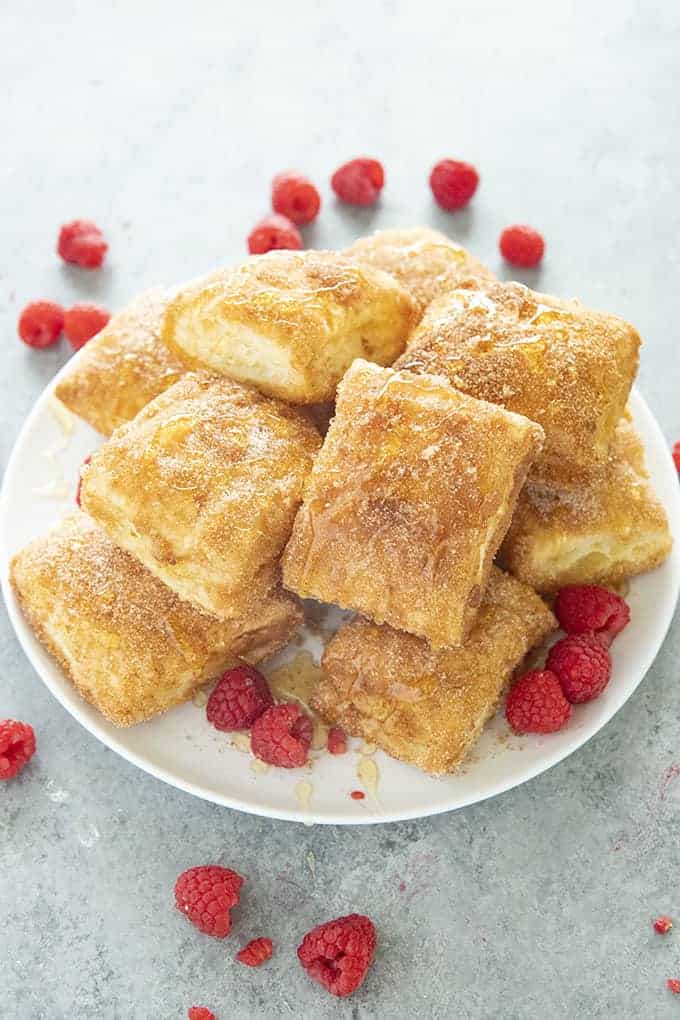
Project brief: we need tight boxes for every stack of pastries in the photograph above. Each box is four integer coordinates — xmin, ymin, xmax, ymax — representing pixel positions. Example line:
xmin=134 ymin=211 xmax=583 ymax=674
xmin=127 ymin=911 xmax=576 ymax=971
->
xmin=10 ymin=228 xmax=672 ymax=774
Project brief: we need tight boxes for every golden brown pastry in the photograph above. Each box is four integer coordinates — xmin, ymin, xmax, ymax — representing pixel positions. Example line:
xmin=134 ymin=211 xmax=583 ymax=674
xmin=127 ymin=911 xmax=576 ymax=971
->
xmin=344 ymin=226 xmax=495 ymax=316
xmin=397 ymin=279 xmax=641 ymax=486
xmin=80 ymin=373 xmax=321 ymax=620
xmin=10 ymin=513 xmax=302 ymax=727
xmin=161 ymin=251 xmax=418 ymax=404
xmin=317 ymin=568 xmax=556 ymax=774
xmin=498 ymin=418 xmax=673 ymax=591
xmin=282 ymin=359 xmax=544 ymax=649
xmin=55 ymin=288 xmax=187 ymax=436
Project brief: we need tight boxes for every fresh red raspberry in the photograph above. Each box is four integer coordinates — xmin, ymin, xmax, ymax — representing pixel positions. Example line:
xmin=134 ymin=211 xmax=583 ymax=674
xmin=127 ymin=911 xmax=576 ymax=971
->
xmin=546 ymin=634 xmax=612 ymax=704
xmin=298 ymin=913 xmax=377 ymax=998
xmin=554 ymin=585 xmax=630 ymax=646
xmin=236 ymin=937 xmax=274 ymax=967
xmin=0 ymin=720 xmax=36 ymax=780
xmin=505 ymin=670 xmax=571 ymax=734
xmin=251 ymin=703 xmax=312 ymax=768
xmin=668 ymin=979 xmax=680 ymax=994
xmin=429 ymin=159 xmax=479 ymax=211
xmin=57 ymin=219 xmax=108 ymax=268
xmin=350 ymin=790 xmax=365 ymax=800
xmin=188 ymin=1009 xmax=216 ymax=1020
xmin=499 ymin=224 xmax=545 ymax=267
xmin=327 ymin=727 xmax=347 ymax=755
xmin=63 ymin=304 xmax=111 ymax=350
xmin=673 ymin=441 xmax=680 ymax=472
xmin=174 ymin=865 xmax=244 ymax=938
xmin=272 ymin=171 xmax=321 ymax=225
xmin=247 ymin=214 xmax=302 ymax=254
xmin=75 ymin=454 xmax=92 ymax=508
xmin=331 ymin=158 xmax=384 ymax=207
xmin=654 ymin=916 xmax=673 ymax=934
xmin=18 ymin=301 xmax=64 ymax=349
xmin=206 ymin=665 xmax=273 ymax=731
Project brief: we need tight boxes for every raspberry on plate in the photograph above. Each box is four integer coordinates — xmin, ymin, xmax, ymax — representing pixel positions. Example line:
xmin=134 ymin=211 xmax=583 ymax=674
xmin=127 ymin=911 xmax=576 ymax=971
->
xmin=251 ymin=703 xmax=312 ymax=768
xmin=18 ymin=301 xmax=64 ymax=349
xmin=247 ymin=214 xmax=302 ymax=254
xmin=298 ymin=913 xmax=377 ymax=997
xmin=672 ymin=441 xmax=680 ymax=472
xmin=64 ymin=304 xmax=111 ymax=350
xmin=327 ymin=727 xmax=347 ymax=755
xmin=188 ymin=1009 xmax=216 ymax=1020
xmin=206 ymin=665 xmax=273 ymax=731
xmin=57 ymin=219 xmax=108 ymax=268
xmin=331 ymin=158 xmax=384 ymax=206
xmin=554 ymin=585 xmax=630 ymax=646
xmin=236 ymin=937 xmax=274 ymax=967
xmin=174 ymin=865 xmax=244 ymax=938
xmin=499 ymin=224 xmax=545 ymax=267
xmin=546 ymin=634 xmax=612 ymax=704
xmin=429 ymin=159 xmax=479 ymax=211
xmin=505 ymin=670 xmax=571 ymax=734
xmin=272 ymin=171 xmax=321 ymax=225
xmin=0 ymin=720 xmax=36 ymax=780
xmin=654 ymin=916 xmax=673 ymax=934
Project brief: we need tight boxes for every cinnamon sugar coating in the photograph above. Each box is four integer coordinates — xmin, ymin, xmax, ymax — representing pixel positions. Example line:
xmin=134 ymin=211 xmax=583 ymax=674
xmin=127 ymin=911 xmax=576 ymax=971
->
xmin=344 ymin=226 xmax=495 ymax=316
xmin=162 ymin=250 xmax=418 ymax=404
xmin=80 ymin=373 xmax=321 ymax=620
xmin=317 ymin=568 xmax=556 ymax=774
xmin=55 ymin=287 xmax=187 ymax=436
xmin=282 ymin=359 xmax=544 ymax=649
xmin=499 ymin=417 xmax=673 ymax=591
xmin=397 ymin=279 xmax=640 ymax=485
xmin=10 ymin=513 xmax=302 ymax=726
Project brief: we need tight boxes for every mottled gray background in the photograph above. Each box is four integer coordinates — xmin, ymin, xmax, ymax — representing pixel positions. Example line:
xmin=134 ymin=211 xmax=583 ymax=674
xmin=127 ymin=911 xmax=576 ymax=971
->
xmin=2 ymin=2 xmax=680 ymax=1017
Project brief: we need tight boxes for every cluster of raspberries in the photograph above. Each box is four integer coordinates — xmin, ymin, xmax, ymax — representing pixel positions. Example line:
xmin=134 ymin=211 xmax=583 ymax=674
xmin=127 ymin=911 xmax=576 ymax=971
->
xmin=247 ymin=159 xmax=544 ymax=267
xmin=506 ymin=584 xmax=630 ymax=735
xmin=176 ymin=864 xmax=376 ymax=1015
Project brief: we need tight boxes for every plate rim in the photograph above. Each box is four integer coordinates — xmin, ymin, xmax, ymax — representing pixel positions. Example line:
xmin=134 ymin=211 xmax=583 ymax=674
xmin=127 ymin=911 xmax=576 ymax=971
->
xmin=2 ymin=361 xmax=679 ymax=825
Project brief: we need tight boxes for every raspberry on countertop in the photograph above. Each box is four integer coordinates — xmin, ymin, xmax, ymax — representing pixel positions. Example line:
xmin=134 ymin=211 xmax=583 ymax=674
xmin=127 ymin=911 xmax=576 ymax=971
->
xmin=298 ymin=913 xmax=377 ymax=997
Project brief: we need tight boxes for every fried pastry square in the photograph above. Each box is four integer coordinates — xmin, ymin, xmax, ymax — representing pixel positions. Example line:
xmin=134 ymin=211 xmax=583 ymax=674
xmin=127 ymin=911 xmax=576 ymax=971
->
xmin=397 ymin=280 xmax=641 ymax=485
xmin=344 ymin=226 xmax=495 ymax=316
xmin=80 ymin=372 xmax=321 ymax=620
xmin=55 ymin=288 xmax=187 ymax=436
xmin=498 ymin=418 xmax=673 ymax=591
xmin=10 ymin=513 xmax=302 ymax=726
xmin=317 ymin=568 xmax=556 ymax=774
xmin=282 ymin=360 xmax=544 ymax=648
xmin=161 ymin=250 xmax=418 ymax=404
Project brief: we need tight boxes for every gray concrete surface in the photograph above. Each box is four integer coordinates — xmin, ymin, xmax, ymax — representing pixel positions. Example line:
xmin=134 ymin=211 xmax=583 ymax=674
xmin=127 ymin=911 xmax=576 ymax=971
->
xmin=2 ymin=2 xmax=680 ymax=1017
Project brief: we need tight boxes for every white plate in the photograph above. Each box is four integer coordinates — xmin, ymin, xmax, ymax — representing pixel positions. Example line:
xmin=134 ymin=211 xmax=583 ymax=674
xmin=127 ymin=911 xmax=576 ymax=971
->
xmin=1 ymin=364 xmax=679 ymax=825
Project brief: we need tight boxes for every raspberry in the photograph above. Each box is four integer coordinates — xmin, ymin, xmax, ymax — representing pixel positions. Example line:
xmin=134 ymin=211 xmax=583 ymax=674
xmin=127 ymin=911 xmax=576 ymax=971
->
xmin=350 ymin=790 xmax=365 ymax=800
xmin=499 ymin=224 xmax=545 ymax=267
xmin=75 ymin=455 xmax=92 ymax=508
xmin=272 ymin=172 xmax=321 ymax=225
xmin=327 ymin=727 xmax=347 ymax=755
xmin=668 ymin=979 xmax=680 ymax=994
xmin=174 ymin=865 xmax=244 ymax=938
xmin=505 ymin=670 xmax=571 ymax=734
xmin=251 ymin=703 xmax=312 ymax=768
xmin=298 ymin=914 xmax=377 ymax=997
xmin=654 ymin=916 xmax=673 ymax=934
xmin=57 ymin=219 xmax=108 ymax=268
xmin=331 ymin=158 xmax=384 ymax=206
xmin=429 ymin=159 xmax=479 ymax=211
xmin=188 ymin=1009 xmax=216 ymax=1020
xmin=546 ymin=634 xmax=612 ymax=704
xmin=673 ymin=441 xmax=680 ymax=472
xmin=63 ymin=304 xmax=111 ymax=351
xmin=247 ymin=214 xmax=302 ymax=254
xmin=554 ymin=585 xmax=630 ymax=646
xmin=206 ymin=665 xmax=273 ymax=731
xmin=18 ymin=301 xmax=64 ymax=349
xmin=236 ymin=937 xmax=273 ymax=967
xmin=0 ymin=720 xmax=36 ymax=780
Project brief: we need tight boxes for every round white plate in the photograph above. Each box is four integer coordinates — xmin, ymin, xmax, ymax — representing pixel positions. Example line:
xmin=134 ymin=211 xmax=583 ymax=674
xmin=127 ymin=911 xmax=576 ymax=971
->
xmin=2 ymin=365 xmax=679 ymax=825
